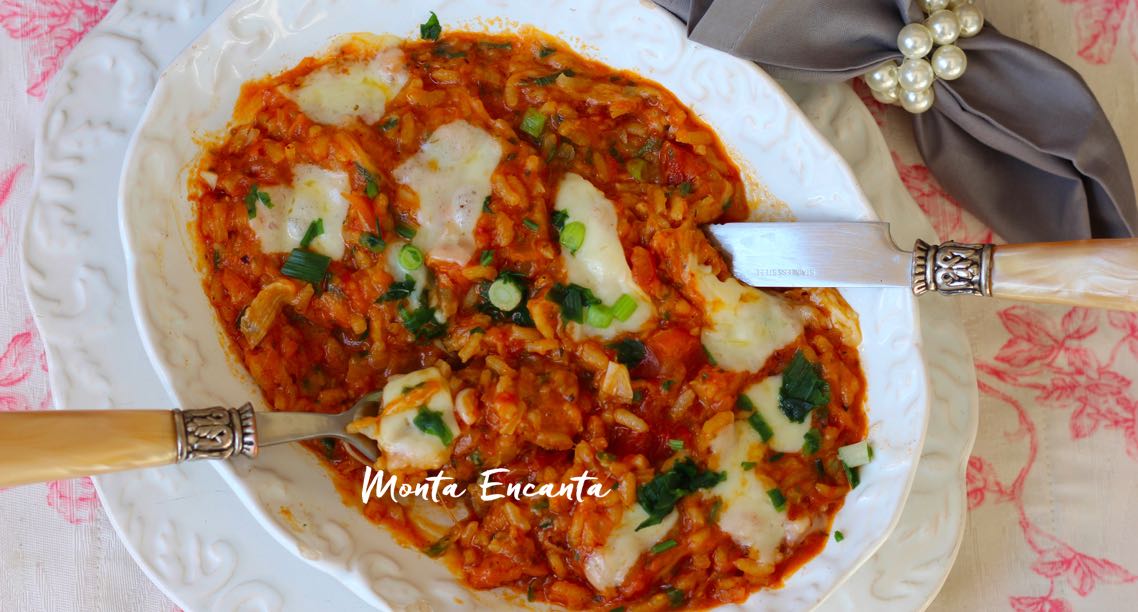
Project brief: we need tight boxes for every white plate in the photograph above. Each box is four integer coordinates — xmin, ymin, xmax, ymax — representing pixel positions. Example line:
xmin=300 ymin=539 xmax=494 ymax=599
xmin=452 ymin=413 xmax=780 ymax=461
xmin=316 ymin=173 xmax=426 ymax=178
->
xmin=23 ymin=0 xmax=976 ymax=609
xmin=118 ymin=1 xmax=927 ymax=609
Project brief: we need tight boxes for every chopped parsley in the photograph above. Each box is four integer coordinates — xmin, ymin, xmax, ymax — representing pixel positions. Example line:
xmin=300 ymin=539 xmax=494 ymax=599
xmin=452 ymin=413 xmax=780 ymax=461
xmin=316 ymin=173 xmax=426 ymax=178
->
xmin=779 ymin=350 xmax=830 ymax=423
xmin=834 ymin=531 xmax=845 ymax=542
xmin=419 ymin=11 xmax=441 ymax=40
xmin=608 ymin=338 xmax=647 ymax=367
xmin=413 ymin=406 xmax=453 ymax=445
xmin=636 ymin=458 xmax=724 ymax=530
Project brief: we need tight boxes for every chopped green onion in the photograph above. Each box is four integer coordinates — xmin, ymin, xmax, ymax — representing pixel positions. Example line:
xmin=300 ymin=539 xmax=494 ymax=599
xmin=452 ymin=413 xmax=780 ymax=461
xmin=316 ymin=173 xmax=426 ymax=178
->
xmin=488 ymin=276 xmax=523 ymax=311
xmin=559 ymin=221 xmax=586 ymax=254
xmin=609 ymin=607 xmax=626 ymax=612
xmin=320 ymin=438 xmax=336 ymax=459
xmin=360 ymin=232 xmax=386 ymax=252
xmin=356 ymin=163 xmax=380 ymax=198
xmin=532 ymin=70 xmax=572 ymax=86
xmin=665 ymin=587 xmax=685 ymax=607
xmin=413 ymin=405 xmax=453 ymax=444
xmin=667 ymin=439 xmax=684 ymax=451
xmin=636 ymin=458 xmax=724 ymax=530
xmin=479 ymin=249 xmax=494 ymax=266
xmin=767 ymin=488 xmax=786 ymax=512
xmin=212 ymin=247 xmax=222 ymax=269
xmin=546 ymin=283 xmax=600 ymax=323
xmin=597 ymin=451 xmax=616 ymax=462
xmin=469 ymin=449 xmax=483 ymax=466
xmin=423 ymin=536 xmax=450 ymax=557
xmin=662 ymin=380 xmax=674 ymax=391
xmin=431 ymin=43 xmax=466 ymax=59
xmin=244 ymin=185 xmax=272 ymax=218
xmin=584 ymin=304 xmax=613 ymax=329
xmin=702 ymin=344 xmax=718 ymax=366
xmin=527 ymin=580 xmax=536 ymax=601
xmin=479 ymin=40 xmax=513 ymax=50
xmin=780 ymin=350 xmax=830 ymax=423
xmin=522 ymin=218 xmax=539 ymax=232
xmin=610 ymin=294 xmax=638 ymax=322
xmin=299 ymin=218 xmax=323 ymax=249
xmin=634 ymin=137 xmax=660 ymax=158
xmin=608 ymin=338 xmax=647 ymax=367
xmin=520 ymin=108 xmax=547 ymax=139
xmin=379 ymin=275 xmax=415 ymax=302
xmin=709 ymin=499 xmax=722 ymax=523
xmin=632 ymin=389 xmax=644 ymax=403
xmin=395 ymin=222 xmax=417 ymax=240
xmin=625 ymin=158 xmax=647 ymax=181
xmin=550 ymin=209 xmax=568 ymax=231
xmin=538 ymin=46 xmax=557 ymax=58
xmin=748 ymin=412 xmax=774 ymax=442
xmin=678 ymin=181 xmax=694 ymax=196
xmin=834 ymin=531 xmax=845 ymax=542
xmin=281 ymin=248 xmax=330 ymax=286
xmin=741 ymin=461 xmax=757 ymax=470
xmin=843 ymin=461 xmax=861 ymax=488
xmin=419 ymin=11 xmax=441 ymax=40
xmin=838 ymin=440 xmax=872 ymax=467
xmin=398 ymin=244 xmax=424 ymax=271
xmin=802 ymin=428 xmax=822 ymax=455
xmin=482 ymin=195 xmax=492 ymax=213
xmin=769 ymin=452 xmax=785 ymax=463
xmin=399 ymin=304 xmax=446 ymax=339
xmin=650 ymin=539 xmax=678 ymax=555
xmin=736 ymin=393 xmax=756 ymax=411
xmin=380 ymin=116 xmax=399 ymax=131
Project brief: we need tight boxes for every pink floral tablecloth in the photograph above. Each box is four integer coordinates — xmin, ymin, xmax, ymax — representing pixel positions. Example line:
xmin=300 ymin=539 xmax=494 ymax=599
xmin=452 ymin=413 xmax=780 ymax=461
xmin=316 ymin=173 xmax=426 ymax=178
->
xmin=1 ymin=1 xmax=1136 ymax=610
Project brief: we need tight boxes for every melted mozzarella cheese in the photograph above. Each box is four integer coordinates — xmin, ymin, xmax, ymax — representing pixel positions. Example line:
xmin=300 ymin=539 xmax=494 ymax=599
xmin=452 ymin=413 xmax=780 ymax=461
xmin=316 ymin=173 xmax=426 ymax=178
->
xmin=583 ymin=504 xmax=677 ymax=591
xmin=393 ymin=121 xmax=502 ymax=264
xmin=374 ymin=366 xmax=459 ymax=471
xmin=248 ymin=164 xmax=350 ymax=259
xmin=553 ymin=173 xmax=654 ymax=339
xmin=709 ymin=420 xmax=805 ymax=560
xmin=743 ymin=374 xmax=810 ymax=453
xmin=691 ymin=261 xmax=802 ymax=372
xmin=287 ymin=37 xmax=408 ymax=126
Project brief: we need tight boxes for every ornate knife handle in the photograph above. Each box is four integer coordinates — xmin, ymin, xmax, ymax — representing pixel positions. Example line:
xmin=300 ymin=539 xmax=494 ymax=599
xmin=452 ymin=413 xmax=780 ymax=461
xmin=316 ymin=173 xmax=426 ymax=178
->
xmin=0 ymin=405 xmax=258 ymax=488
xmin=911 ymin=238 xmax=1138 ymax=312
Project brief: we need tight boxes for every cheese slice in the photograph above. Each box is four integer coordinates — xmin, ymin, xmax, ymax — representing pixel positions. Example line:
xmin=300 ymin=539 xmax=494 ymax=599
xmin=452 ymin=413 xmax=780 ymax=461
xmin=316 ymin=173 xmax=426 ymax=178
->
xmin=709 ymin=420 xmax=805 ymax=560
xmin=286 ymin=37 xmax=408 ymax=126
xmin=553 ymin=173 xmax=654 ymax=339
xmin=583 ymin=504 xmax=677 ymax=591
xmin=743 ymin=374 xmax=810 ymax=454
xmin=369 ymin=366 xmax=459 ymax=471
xmin=393 ymin=120 xmax=502 ymax=264
xmin=691 ymin=261 xmax=802 ymax=372
xmin=248 ymin=164 xmax=350 ymax=259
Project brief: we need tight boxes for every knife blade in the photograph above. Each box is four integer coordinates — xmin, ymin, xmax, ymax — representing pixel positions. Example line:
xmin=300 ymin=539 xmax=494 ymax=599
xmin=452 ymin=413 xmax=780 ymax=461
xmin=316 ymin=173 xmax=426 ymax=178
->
xmin=707 ymin=222 xmax=911 ymax=288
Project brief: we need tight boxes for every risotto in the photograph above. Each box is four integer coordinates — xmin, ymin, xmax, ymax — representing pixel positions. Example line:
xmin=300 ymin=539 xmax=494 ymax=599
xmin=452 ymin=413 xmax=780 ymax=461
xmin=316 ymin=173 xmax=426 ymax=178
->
xmin=191 ymin=18 xmax=869 ymax=610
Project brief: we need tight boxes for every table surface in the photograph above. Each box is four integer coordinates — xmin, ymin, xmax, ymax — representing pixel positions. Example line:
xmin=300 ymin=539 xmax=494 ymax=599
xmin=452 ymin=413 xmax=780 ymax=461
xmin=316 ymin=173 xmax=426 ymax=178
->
xmin=1 ymin=1 xmax=1136 ymax=610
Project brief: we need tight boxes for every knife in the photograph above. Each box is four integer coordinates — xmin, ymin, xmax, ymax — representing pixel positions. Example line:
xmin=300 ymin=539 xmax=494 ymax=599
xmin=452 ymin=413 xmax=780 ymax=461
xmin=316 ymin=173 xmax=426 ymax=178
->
xmin=707 ymin=222 xmax=1138 ymax=312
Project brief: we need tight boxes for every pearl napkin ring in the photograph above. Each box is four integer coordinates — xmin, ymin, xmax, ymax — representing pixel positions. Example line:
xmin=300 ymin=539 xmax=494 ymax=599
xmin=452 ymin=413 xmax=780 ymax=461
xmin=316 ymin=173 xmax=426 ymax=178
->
xmin=862 ymin=0 xmax=985 ymax=113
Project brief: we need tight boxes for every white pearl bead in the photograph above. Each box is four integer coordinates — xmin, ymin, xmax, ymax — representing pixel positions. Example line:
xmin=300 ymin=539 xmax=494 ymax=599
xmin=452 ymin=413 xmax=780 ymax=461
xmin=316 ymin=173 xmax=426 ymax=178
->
xmin=932 ymin=45 xmax=968 ymax=80
xmin=864 ymin=61 xmax=900 ymax=92
xmin=925 ymin=9 xmax=961 ymax=45
xmin=919 ymin=0 xmax=950 ymax=13
xmin=898 ymin=23 xmax=934 ymax=58
xmin=955 ymin=4 xmax=984 ymax=38
xmin=871 ymin=85 xmax=900 ymax=105
xmin=898 ymin=57 xmax=935 ymax=92
xmin=900 ymin=87 xmax=935 ymax=114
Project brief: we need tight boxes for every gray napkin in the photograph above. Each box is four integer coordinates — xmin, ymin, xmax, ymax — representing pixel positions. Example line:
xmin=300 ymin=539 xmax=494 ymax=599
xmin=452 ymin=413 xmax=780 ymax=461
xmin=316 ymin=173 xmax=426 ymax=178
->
xmin=655 ymin=0 xmax=1137 ymax=242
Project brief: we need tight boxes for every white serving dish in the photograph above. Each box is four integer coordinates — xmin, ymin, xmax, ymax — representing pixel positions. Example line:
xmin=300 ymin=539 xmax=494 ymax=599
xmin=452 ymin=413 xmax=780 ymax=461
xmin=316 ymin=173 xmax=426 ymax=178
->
xmin=117 ymin=0 xmax=930 ymax=609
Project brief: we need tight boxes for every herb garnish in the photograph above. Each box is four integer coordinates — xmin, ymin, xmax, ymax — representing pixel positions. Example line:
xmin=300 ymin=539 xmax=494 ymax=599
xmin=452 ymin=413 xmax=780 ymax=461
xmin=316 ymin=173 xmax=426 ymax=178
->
xmin=244 ymin=184 xmax=272 ymax=218
xmin=413 ymin=405 xmax=453 ymax=445
xmin=748 ymin=411 xmax=774 ymax=442
xmin=356 ymin=163 xmax=379 ymax=198
xmin=608 ymin=338 xmax=647 ymax=367
xmin=546 ymin=283 xmax=600 ymax=323
xmin=378 ymin=275 xmax=415 ymax=302
xmin=779 ymin=350 xmax=830 ymax=423
xmin=419 ymin=12 xmax=441 ymax=40
xmin=636 ymin=458 xmax=724 ymax=530
xmin=802 ymin=428 xmax=822 ymax=455
xmin=281 ymin=248 xmax=330 ymax=287
xmin=299 ymin=218 xmax=323 ymax=249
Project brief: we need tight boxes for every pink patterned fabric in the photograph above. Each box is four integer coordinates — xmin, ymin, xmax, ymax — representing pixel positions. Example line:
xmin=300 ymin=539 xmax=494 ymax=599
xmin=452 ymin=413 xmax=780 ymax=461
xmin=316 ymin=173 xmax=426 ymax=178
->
xmin=0 ymin=1 xmax=1136 ymax=610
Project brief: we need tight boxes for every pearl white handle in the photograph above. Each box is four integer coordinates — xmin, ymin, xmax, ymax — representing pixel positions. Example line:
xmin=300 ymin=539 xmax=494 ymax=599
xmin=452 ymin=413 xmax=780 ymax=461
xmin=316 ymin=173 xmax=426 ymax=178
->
xmin=991 ymin=239 xmax=1138 ymax=312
